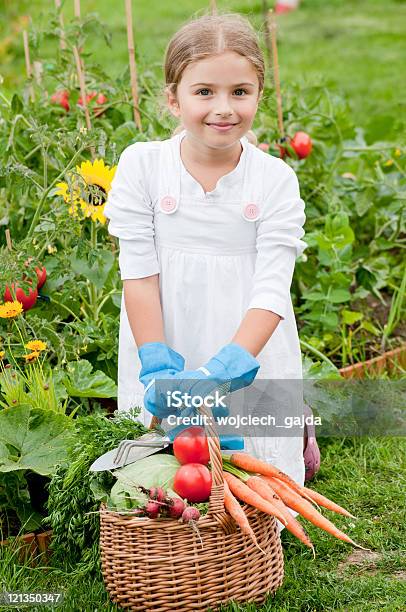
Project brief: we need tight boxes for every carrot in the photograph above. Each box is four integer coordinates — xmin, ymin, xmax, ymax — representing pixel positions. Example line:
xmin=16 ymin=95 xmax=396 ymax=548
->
xmin=264 ymin=477 xmax=369 ymax=550
xmin=223 ymin=472 xmax=288 ymax=526
xmin=226 ymin=452 xmax=315 ymax=504
xmin=247 ymin=476 xmax=315 ymax=555
xmin=299 ymin=486 xmax=357 ymax=519
xmin=223 ymin=480 xmax=265 ymax=555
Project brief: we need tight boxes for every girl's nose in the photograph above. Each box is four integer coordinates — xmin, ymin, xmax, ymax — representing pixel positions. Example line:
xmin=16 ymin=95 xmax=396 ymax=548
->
xmin=213 ymin=96 xmax=234 ymax=116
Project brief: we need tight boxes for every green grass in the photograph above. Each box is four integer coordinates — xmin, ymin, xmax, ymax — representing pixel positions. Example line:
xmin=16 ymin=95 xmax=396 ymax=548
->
xmin=1 ymin=0 xmax=405 ymax=141
xmin=1 ymin=436 xmax=405 ymax=611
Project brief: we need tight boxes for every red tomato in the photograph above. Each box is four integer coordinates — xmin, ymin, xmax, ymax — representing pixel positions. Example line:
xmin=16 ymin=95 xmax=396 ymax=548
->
xmin=51 ymin=90 xmax=70 ymax=112
xmin=78 ymin=92 xmax=107 ymax=116
xmin=173 ymin=426 xmax=210 ymax=466
xmin=289 ymin=131 xmax=313 ymax=159
xmin=35 ymin=266 xmax=47 ymax=289
xmin=95 ymin=93 xmax=107 ymax=105
xmin=4 ymin=283 xmax=38 ymax=311
xmin=173 ymin=463 xmax=212 ymax=503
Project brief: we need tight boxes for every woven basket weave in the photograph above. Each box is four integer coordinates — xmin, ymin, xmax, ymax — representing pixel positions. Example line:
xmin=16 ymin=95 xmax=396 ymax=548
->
xmin=100 ymin=407 xmax=284 ymax=611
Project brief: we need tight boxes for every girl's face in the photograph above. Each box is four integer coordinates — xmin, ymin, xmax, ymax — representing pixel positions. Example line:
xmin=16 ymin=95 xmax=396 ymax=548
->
xmin=167 ymin=51 xmax=262 ymax=149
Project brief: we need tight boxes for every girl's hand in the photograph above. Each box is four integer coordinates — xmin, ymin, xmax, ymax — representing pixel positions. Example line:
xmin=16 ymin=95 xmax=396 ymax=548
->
xmin=139 ymin=342 xmax=189 ymax=419
xmin=145 ymin=343 xmax=260 ymax=419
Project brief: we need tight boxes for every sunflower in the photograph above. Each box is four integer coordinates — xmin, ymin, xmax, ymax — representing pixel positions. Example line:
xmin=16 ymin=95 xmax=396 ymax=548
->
xmin=25 ymin=340 xmax=47 ymax=352
xmin=0 ymin=301 xmax=24 ymax=318
xmin=55 ymin=158 xmax=116 ymax=224
xmin=24 ymin=351 xmax=40 ymax=362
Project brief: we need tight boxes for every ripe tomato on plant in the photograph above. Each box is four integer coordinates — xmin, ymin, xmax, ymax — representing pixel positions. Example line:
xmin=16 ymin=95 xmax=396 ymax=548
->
xmin=289 ymin=131 xmax=313 ymax=159
xmin=35 ymin=266 xmax=47 ymax=289
xmin=78 ymin=92 xmax=107 ymax=116
xmin=173 ymin=426 xmax=210 ymax=465
xmin=4 ymin=283 xmax=38 ymax=311
xmin=173 ymin=463 xmax=212 ymax=503
xmin=51 ymin=90 xmax=70 ymax=112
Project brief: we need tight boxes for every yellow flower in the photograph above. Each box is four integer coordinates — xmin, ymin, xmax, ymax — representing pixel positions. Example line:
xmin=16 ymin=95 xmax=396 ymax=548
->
xmin=384 ymin=159 xmax=394 ymax=167
xmin=0 ymin=351 xmax=5 ymax=360
xmin=0 ymin=301 xmax=24 ymax=318
xmin=55 ymin=158 xmax=116 ymax=224
xmin=394 ymin=148 xmax=401 ymax=157
xmin=25 ymin=340 xmax=47 ymax=352
xmin=24 ymin=351 xmax=40 ymax=362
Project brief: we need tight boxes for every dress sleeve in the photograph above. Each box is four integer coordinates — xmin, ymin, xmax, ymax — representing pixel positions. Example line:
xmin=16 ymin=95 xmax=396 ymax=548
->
xmin=247 ymin=163 xmax=307 ymax=319
xmin=104 ymin=144 xmax=160 ymax=280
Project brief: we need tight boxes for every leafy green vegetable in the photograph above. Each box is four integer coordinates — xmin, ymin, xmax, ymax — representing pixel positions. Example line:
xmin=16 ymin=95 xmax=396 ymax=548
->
xmin=108 ymin=482 xmax=147 ymax=511
xmin=113 ymin=454 xmax=181 ymax=490
xmin=0 ymin=404 xmax=73 ymax=475
xmin=108 ymin=454 xmax=182 ymax=511
xmin=62 ymin=359 xmax=117 ymax=398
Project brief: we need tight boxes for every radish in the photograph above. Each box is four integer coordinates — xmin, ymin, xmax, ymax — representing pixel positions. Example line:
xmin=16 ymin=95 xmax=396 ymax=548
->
xmin=168 ymin=498 xmax=186 ymax=519
xmin=150 ymin=486 xmax=166 ymax=502
xmin=145 ymin=500 xmax=160 ymax=519
xmin=181 ymin=506 xmax=203 ymax=547
xmin=181 ymin=507 xmax=201 ymax=523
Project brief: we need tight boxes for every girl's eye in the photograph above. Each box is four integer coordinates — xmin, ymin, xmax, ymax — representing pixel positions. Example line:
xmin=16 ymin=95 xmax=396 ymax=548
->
xmin=196 ymin=88 xmax=248 ymax=96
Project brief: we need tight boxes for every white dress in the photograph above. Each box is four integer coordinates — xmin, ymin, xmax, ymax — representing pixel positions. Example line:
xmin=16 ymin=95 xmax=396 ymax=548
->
xmin=104 ymin=129 xmax=307 ymax=496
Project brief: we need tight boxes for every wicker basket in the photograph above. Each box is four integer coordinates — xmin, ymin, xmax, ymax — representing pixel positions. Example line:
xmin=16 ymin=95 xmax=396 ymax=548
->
xmin=99 ymin=407 xmax=284 ymax=611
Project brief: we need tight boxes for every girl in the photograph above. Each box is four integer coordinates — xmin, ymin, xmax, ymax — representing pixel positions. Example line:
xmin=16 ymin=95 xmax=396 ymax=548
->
xmin=104 ymin=12 xmax=320 ymax=502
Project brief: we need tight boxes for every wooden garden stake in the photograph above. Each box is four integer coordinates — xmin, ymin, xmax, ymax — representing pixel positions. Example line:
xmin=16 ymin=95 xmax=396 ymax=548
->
xmin=74 ymin=0 xmax=81 ymax=19
xmin=124 ymin=0 xmax=142 ymax=130
xmin=261 ymin=0 xmax=273 ymax=76
xmin=54 ymin=0 xmax=66 ymax=50
xmin=73 ymin=44 xmax=95 ymax=158
xmin=33 ymin=61 xmax=43 ymax=87
xmin=73 ymin=45 xmax=91 ymax=132
xmin=22 ymin=30 xmax=35 ymax=102
xmin=210 ymin=0 xmax=218 ymax=15
xmin=267 ymin=10 xmax=285 ymax=139
xmin=5 ymin=229 xmax=12 ymax=251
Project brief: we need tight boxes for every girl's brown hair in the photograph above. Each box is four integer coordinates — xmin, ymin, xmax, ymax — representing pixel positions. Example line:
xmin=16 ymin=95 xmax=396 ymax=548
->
xmin=159 ymin=11 xmax=265 ymax=141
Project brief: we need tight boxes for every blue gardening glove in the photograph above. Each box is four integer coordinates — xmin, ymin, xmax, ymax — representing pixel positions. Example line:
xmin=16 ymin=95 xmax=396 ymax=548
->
xmin=138 ymin=342 xmax=185 ymax=413
xmin=146 ymin=342 xmax=260 ymax=419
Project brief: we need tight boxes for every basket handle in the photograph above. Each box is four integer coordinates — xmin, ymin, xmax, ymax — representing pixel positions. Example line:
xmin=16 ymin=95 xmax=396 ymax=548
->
xmin=149 ymin=403 xmax=235 ymax=533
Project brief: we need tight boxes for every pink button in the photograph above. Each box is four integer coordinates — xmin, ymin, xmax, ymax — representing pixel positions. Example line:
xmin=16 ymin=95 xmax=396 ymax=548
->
xmin=243 ymin=203 xmax=260 ymax=221
xmin=160 ymin=196 xmax=177 ymax=214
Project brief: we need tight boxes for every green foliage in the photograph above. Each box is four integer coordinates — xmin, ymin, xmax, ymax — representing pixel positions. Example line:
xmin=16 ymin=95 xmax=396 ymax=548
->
xmin=0 ymin=405 xmax=73 ymax=474
xmin=62 ymin=359 xmax=117 ymax=398
xmin=0 ymin=403 xmax=74 ymax=533
xmin=45 ymin=409 xmax=148 ymax=572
